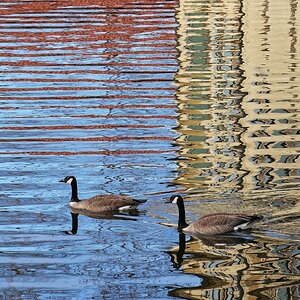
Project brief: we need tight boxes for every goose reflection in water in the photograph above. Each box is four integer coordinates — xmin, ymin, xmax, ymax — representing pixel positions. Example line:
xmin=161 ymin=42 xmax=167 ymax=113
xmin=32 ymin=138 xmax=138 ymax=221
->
xmin=64 ymin=212 xmax=79 ymax=235
xmin=64 ymin=208 xmax=140 ymax=235
xmin=167 ymin=232 xmax=255 ymax=269
xmin=167 ymin=232 xmax=300 ymax=299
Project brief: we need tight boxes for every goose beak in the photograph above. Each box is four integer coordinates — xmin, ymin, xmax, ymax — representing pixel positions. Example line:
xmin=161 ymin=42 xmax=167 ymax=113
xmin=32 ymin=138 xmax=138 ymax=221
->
xmin=59 ymin=179 xmax=65 ymax=183
xmin=165 ymin=199 xmax=172 ymax=204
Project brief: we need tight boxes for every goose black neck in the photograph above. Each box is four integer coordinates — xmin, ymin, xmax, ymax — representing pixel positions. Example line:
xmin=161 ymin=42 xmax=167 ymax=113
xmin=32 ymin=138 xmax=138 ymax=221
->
xmin=177 ymin=198 xmax=188 ymax=229
xmin=70 ymin=179 xmax=79 ymax=202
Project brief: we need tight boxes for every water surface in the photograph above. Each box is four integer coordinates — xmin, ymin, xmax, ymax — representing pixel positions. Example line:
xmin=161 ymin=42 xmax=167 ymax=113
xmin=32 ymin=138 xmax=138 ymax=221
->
xmin=1 ymin=0 xmax=300 ymax=299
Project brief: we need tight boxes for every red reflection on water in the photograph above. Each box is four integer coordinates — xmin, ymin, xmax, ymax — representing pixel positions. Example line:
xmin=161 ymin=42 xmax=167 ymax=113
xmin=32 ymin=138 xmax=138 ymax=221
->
xmin=1 ymin=0 xmax=179 ymax=156
xmin=0 ymin=136 xmax=173 ymax=142
xmin=0 ymin=150 xmax=174 ymax=156
xmin=0 ymin=125 xmax=162 ymax=130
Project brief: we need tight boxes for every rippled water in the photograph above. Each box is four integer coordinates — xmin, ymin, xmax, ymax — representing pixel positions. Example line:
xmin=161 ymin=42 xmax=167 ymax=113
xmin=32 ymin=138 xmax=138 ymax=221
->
xmin=174 ymin=0 xmax=299 ymax=197
xmin=1 ymin=0 xmax=300 ymax=299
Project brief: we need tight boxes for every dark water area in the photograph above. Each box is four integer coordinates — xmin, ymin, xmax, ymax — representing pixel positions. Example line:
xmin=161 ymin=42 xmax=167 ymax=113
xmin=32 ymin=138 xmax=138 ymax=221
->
xmin=1 ymin=0 xmax=300 ymax=299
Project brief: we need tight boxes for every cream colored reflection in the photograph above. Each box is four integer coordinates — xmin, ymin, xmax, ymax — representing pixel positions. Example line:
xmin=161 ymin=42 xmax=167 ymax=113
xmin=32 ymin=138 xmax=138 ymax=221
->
xmin=174 ymin=0 xmax=300 ymax=196
xmin=240 ymin=0 xmax=300 ymax=193
xmin=168 ymin=233 xmax=300 ymax=299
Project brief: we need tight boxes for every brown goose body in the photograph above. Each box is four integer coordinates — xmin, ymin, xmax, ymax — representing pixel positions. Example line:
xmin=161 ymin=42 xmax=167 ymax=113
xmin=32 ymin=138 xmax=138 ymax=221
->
xmin=70 ymin=194 xmax=145 ymax=213
xmin=167 ymin=195 xmax=262 ymax=235
xmin=183 ymin=212 xmax=261 ymax=235
xmin=60 ymin=176 xmax=146 ymax=213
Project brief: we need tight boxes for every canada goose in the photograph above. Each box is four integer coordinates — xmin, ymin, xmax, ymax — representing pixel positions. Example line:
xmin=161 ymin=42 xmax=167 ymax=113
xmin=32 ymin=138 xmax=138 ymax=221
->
xmin=167 ymin=195 xmax=262 ymax=235
xmin=60 ymin=176 xmax=146 ymax=213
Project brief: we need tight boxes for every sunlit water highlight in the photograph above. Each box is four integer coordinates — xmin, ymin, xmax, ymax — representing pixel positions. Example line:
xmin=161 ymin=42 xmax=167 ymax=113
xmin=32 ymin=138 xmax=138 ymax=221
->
xmin=0 ymin=0 xmax=300 ymax=299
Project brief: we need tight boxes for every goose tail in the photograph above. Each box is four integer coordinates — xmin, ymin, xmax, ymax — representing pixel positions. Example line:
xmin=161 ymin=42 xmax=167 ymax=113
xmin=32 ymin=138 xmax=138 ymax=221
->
xmin=134 ymin=199 xmax=147 ymax=204
xmin=251 ymin=214 xmax=263 ymax=222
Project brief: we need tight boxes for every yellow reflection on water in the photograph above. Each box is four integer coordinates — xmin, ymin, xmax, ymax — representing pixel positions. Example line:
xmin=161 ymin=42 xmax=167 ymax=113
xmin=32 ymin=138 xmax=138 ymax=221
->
xmin=167 ymin=233 xmax=300 ymax=299
xmin=240 ymin=0 xmax=299 ymax=194
xmin=174 ymin=0 xmax=300 ymax=197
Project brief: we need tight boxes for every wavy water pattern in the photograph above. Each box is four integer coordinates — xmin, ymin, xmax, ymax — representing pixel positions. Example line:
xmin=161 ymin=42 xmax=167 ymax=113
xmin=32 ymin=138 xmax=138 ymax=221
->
xmin=174 ymin=0 xmax=300 ymax=198
xmin=0 ymin=1 xmax=178 ymax=158
xmin=168 ymin=233 xmax=300 ymax=299
xmin=0 ymin=1 xmax=182 ymax=298
xmin=1 ymin=0 xmax=300 ymax=299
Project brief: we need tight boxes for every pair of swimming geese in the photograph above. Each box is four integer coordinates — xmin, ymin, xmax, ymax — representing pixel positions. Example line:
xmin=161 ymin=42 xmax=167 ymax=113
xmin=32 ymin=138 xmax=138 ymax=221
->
xmin=60 ymin=176 xmax=262 ymax=235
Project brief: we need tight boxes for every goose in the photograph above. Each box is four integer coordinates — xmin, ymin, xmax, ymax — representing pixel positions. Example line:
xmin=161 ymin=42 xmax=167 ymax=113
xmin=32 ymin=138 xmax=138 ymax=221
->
xmin=60 ymin=176 xmax=146 ymax=213
xmin=167 ymin=195 xmax=262 ymax=235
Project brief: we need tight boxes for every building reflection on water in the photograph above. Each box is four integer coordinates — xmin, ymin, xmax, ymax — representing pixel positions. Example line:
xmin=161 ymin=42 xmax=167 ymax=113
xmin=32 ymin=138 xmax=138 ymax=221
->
xmin=173 ymin=0 xmax=300 ymax=197
xmin=167 ymin=233 xmax=300 ymax=299
xmin=171 ymin=1 xmax=300 ymax=296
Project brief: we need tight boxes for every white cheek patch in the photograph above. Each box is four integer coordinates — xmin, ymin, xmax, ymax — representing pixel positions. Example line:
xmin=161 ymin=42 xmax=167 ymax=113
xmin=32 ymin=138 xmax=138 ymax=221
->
xmin=66 ymin=178 xmax=73 ymax=184
xmin=172 ymin=197 xmax=178 ymax=204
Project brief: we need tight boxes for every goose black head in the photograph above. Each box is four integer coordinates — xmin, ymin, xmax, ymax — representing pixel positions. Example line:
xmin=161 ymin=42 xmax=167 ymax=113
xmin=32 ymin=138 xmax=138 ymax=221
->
xmin=59 ymin=176 xmax=76 ymax=184
xmin=166 ymin=195 xmax=188 ymax=229
xmin=166 ymin=195 xmax=183 ymax=204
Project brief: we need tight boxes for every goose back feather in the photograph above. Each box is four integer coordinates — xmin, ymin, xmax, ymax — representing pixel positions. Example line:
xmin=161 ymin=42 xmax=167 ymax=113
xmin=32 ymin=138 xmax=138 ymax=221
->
xmin=70 ymin=194 xmax=146 ymax=213
xmin=184 ymin=213 xmax=262 ymax=235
